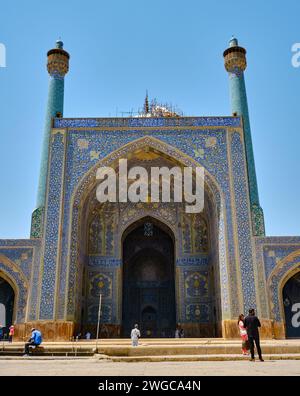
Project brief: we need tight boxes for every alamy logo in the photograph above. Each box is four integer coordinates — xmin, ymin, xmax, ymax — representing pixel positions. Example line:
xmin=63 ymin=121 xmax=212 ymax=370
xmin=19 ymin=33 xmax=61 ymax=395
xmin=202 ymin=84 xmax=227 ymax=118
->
xmin=291 ymin=303 xmax=300 ymax=328
xmin=0 ymin=43 xmax=6 ymax=67
xmin=291 ymin=43 xmax=300 ymax=68
xmin=95 ymin=159 xmax=204 ymax=213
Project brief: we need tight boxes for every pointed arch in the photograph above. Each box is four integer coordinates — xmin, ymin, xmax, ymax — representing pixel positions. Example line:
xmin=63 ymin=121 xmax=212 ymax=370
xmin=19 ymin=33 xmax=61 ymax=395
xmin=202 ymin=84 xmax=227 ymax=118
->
xmin=268 ymin=249 xmax=300 ymax=325
xmin=65 ymin=136 xmax=227 ymax=322
xmin=121 ymin=216 xmax=176 ymax=337
xmin=0 ymin=254 xmax=29 ymax=323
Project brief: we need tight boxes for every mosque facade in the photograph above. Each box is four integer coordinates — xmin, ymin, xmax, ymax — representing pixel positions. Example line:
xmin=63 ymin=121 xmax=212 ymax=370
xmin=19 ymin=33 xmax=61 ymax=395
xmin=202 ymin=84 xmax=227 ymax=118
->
xmin=0 ymin=38 xmax=299 ymax=340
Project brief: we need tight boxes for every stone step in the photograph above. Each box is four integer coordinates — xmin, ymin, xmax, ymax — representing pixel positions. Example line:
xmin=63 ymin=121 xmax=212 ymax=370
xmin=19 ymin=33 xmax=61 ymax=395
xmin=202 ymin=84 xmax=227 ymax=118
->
xmin=107 ymin=354 xmax=300 ymax=362
xmin=5 ymin=339 xmax=300 ymax=346
xmin=97 ymin=344 xmax=300 ymax=356
xmin=1 ymin=340 xmax=300 ymax=358
xmin=0 ymin=346 xmax=95 ymax=356
xmin=0 ymin=352 xmax=94 ymax=356
xmin=0 ymin=356 xmax=95 ymax=360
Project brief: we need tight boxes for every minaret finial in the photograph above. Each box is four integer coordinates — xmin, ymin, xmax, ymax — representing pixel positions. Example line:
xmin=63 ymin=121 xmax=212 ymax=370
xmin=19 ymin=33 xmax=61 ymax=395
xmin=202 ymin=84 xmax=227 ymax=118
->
xmin=56 ymin=38 xmax=64 ymax=49
xmin=229 ymin=35 xmax=238 ymax=47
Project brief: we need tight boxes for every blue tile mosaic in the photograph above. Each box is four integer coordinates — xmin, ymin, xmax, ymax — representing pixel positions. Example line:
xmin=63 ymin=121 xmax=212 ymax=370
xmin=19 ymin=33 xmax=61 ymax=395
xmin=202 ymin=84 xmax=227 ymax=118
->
xmin=1 ymin=114 xmax=299 ymax=336
xmin=230 ymin=132 xmax=257 ymax=312
xmin=54 ymin=116 xmax=242 ymax=129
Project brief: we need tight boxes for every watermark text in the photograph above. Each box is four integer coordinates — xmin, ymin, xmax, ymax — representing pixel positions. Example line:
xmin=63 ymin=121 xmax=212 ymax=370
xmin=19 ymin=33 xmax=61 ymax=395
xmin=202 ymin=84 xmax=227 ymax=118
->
xmin=0 ymin=43 xmax=6 ymax=67
xmin=95 ymin=159 xmax=204 ymax=213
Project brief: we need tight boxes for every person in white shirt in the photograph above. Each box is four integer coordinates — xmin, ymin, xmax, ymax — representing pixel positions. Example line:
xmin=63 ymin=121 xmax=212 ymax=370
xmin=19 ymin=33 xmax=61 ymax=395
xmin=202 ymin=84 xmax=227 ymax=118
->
xmin=131 ymin=324 xmax=141 ymax=347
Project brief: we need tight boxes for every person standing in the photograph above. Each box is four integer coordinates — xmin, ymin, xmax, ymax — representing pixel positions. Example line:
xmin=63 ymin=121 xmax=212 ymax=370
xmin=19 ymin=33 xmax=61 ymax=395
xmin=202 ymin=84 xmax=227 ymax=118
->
xmin=244 ymin=309 xmax=264 ymax=362
xmin=238 ymin=314 xmax=249 ymax=355
xmin=8 ymin=325 xmax=15 ymax=343
xmin=131 ymin=324 xmax=141 ymax=347
xmin=23 ymin=328 xmax=42 ymax=356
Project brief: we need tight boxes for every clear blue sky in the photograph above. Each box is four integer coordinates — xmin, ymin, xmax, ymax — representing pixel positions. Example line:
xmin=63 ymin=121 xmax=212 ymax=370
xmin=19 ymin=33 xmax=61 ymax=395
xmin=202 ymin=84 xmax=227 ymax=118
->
xmin=0 ymin=0 xmax=299 ymax=238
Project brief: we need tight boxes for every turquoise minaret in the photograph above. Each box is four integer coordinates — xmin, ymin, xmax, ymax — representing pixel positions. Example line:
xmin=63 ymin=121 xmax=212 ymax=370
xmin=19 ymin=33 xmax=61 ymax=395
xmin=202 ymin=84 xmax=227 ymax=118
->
xmin=223 ymin=37 xmax=265 ymax=236
xmin=31 ymin=40 xmax=70 ymax=238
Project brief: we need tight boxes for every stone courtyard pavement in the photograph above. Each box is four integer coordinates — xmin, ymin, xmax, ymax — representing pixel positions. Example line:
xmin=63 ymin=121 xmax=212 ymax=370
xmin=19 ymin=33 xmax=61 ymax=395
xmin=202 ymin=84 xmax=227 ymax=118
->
xmin=0 ymin=358 xmax=300 ymax=376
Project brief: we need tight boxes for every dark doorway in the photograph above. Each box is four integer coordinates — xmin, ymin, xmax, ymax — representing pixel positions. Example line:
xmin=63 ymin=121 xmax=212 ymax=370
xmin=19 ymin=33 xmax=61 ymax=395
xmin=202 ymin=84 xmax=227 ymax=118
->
xmin=122 ymin=218 xmax=176 ymax=338
xmin=0 ymin=277 xmax=15 ymax=336
xmin=283 ymin=272 xmax=300 ymax=338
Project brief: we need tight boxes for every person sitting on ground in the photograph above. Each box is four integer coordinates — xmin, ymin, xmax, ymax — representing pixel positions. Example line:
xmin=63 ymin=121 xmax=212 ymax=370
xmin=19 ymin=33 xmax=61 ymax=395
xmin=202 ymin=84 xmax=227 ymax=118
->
xmin=24 ymin=328 xmax=42 ymax=356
